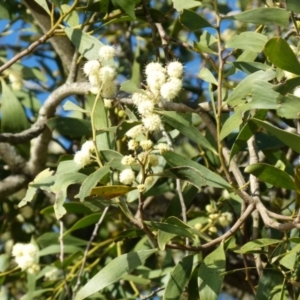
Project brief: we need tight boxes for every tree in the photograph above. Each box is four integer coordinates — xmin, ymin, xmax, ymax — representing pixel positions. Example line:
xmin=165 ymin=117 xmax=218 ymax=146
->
xmin=1 ymin=0 xmax=300 ymax=299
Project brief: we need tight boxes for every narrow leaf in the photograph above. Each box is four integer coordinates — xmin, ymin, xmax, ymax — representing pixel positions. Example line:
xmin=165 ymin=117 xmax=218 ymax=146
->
xmin=74 ymin=249 xmax=157 ymax=300
xmin=180 ymin=9 xmax=212 ymax=31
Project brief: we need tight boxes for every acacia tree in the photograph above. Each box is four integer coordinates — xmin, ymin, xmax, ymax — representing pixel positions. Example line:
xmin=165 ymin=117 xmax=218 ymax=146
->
xmin=1 ymin=0 xmax=300 ymax=299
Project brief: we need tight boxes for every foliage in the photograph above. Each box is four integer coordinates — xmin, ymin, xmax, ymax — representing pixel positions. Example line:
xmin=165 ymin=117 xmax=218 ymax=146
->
xmin=1 ymin=0 xmax=300 ymax=299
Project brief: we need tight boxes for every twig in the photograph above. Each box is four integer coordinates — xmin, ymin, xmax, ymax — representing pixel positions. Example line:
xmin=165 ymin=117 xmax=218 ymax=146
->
xmin=155 ymin=23 xmax=170 ymax=61
xmin=247 ymin=136 xmax=263 ymax=277
xmin=141 ymin=287 xmax=165 ymax=300
xmin=140 ymin=0 xmax=160 ymax=60
xmin=0 ymin=174 xmax=28 ymax=199
xmin=160 ymin=124 xmax=189 ymax=250
xmin=72 ymin=206 xmax=110 ymax=299
xmin=59 ymin=220 xmax=71 ymax=298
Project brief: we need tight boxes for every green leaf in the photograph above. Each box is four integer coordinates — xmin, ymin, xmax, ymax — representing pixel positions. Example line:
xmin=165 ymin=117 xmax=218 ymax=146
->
xmin=76 ymin=166 xmax=110 ymax=202
xmin=280 ymin=243 xmax=300 ymax=269
xmin=226 ymin=70 xmax=275 ymax=106
xmin=256 ymin=265 xmax=284 ymax=300
xmin=61 ymin=4 xmax=79 ymax=27
xmin=225 ymin=32 xmax=267 ymax=52
xmin=224 ymin=8 xmax=289 ymax=27
xmin=120 ymin=80 xmax=145 ymax=94
xmin=286 ymin=0 xmax=300 ymax=13
xmin=63 ymin=212 xmax=104 ymax=236
xmin=232 ymin=61 xmax=271 ymax=74
xmin=163 ymin=255 xmax=194 ymax=300
xmin=162 ymin=151 xmax=231 ymax=189
xmin=90 ymin=185 xmax=136 ymax=199
xmin=1 ymin=80 xmax=29 ymax=133
xmin=220 ymin=109 xmax=243 ymax=140
xmin=249 ymin=118 xmax=300 ymax=155
xmin=47 ymin=117 xmax=92 ymax=138
xmin=63 ymin=100 xmax=88 ymax=113
xmin=157 ymin=110 xmax=217 ymax=154
xmin=230 ymin=110 xmax=267 ymax=161
xmin=64 ymin=28 xmax=113 ymax=64
xmin=198 ymin=67 xmax=218 ymax=85
xmin=180 ymin=9 xmax=212 ymax=31
xmin=51 ymin=172 xmax=87 ymax=219
xmin=33 ymin=0 xmax=50 ymax=15
xmin=18 ymin=168 xmax=55 ymax=208
xmin=264 ymin=37 xmax=300 ymax=75
xmin=245 ymin=163 xmax=298 ymax=191
xmin=277 ymin=94 xmax=300 ymax=119
xmin=198 ymin=243 xmax=225 ymax=300
xmin=74 ymin=249 xmax=157 ymax=300
xmin=172 ymin=0 xmax=200 ymax=11
xmin=236 ymin=239 xmax=281 ymax=254
xmin=112 ymin=0 xmax=137 ymax=19
xmin=39 ymin=245 xmax=82 ymax=256
xmin=273 ymin=76 xmax=300 ymax=95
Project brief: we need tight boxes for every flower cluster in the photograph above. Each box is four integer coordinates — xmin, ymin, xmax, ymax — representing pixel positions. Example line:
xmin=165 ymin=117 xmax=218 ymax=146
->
xmin=12 ymin=242 xmax=40 ymax=274
xmin=74 ymin=140 xmax=95 ymax=168
xmin=83 ymin=45 xmax=117 ymax=97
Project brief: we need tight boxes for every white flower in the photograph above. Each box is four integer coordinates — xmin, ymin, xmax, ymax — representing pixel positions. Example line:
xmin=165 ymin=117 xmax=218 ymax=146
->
xmin=81 ymin=140 xmax=95 ymax=154
xmin=194 ymin=223 xmax=202 ymax=231
xmin=104 ymin=99 xmax=113 ymax=108
xmin=121 ymin=155 xmax=136 ymax=165
xmin=99 ymin=45 xmax=115 ymax=61
xmin=83 ymin=60 xmax=101 ymax=76
xmin=142 ymin=114 xmax=162 ymax=132
xmin=119 ymin=168 xmax=135 ymax=185
xmin=137 ymin=184 xmax=145 ymax=193
xmin=140 ymin=140 xmax=153 ymax=151
xmin=218 ymin=212 xmax=233 ymax=227
xmin=101 ymin=81 xmax=117 ymax=98
xmin=132 ymin=93 xmax=152 ymax=106
xmin=89 ymin=74 xmax=102 ymax=87
xmin=294 ymin=87 xmax=300 ymax=98
xmin=160 ymin=78 xmax=182 ymax=101
xmin=148 ymin=154 xmax=159 ymax=167
xmin=74 ymin=150 xmax=92 ymax=168
xmin=44 ymin=268 xmax=62 ymax=281
xmin=137 ymin=100 xmax=154 ymax=116
xmin=126 ymin=125 xmax=143 ymax=139
xmin=146 ymin=71 xmax=167 ymax=92
xmin=12 ymin=243 xmax=39 ymax=272
xmin=156 ymin=143 xmax=170 ymax=154
xmin=167 ymin=61 xmax=183 ymax=78
xmin=27 ymin=263 xmax=40 ymax=274
xmin=205 ymin=204 xmax=215 ymax=213
xmin=99 ymin=66 xmax=116 ymax=82
xmin=208 ymin=226 xmax=217 ymax=234
xmin=128 ymin=139 xmax=139 ymax=150
xmin=145 ymin=62 xmax=165 ymax=76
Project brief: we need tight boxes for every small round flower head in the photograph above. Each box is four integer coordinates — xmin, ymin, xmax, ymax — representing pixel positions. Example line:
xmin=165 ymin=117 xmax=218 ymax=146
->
xmin=119 ymin=168 xmax=135 ymax=185
xmin=101 ymin=81 xmax=117 ymax=98
xmin=12 ymin=243 xmax=25 ymax=257
xmin=294 ymin=87 xmax=300 ymax=98
xmin=140 ymin=140 xmax=153 ymax=151
xmin=145 ymin=62 xmax=165 ymax=77
xmin=15 ymin=255 xmax=35 ymax=271
xmin=99 ymin=66 xmax=116 ymax=82
xmin=12 ymin=243 xmax=39 ymax=271
xmin=45 ymin=268 xmax=62 ymax=281
xmin=89 ymin=74 xmax=102 ymax=87
xmin=104 ymin=99 xmax=113 ymax=108
xmin=137 ymin=184 xmax=146 ymax=193
xmin=194 ymin=223 xmax=202 ymax=231
xmin=74 ymin=150 xmax=92 ymax=168
xmin=83 ymin=60 xmax=101 ymax=76
xmin=132 ymin=93 xmax=152 ymax=106
xmin=126 ymin=125 xmax=143 ymax=139
xmin=160 ymin=78 xmax=182 ymax=101
xmin=27 ymin=263 xmax=40 ymax=274
xmin=148 ymin=154 xmax=159 ymax=167
xmin=121 ymin=155 xmax=136 ymax=166
xmin=145 ymin=176 xmax=153 ymax=186
xmin=156 ymin=143 xmax=170 ymax=154
xmin=167 ymin=61 xmax=183 ymax=78
xmin=81 ymin=140 xmax=95 ymax=154
xmin=24 ymin=243 xmax=38 ymax=257
xmin=99 ymin=45 xmax=115 ymax=61
xmin=208 ymin=226 xmax=217 ymax=234
xmin=128 ymin=139 xmax=139 ymax=150
xmin=142 ymin=114 xmax=162 ymax=132
xmin=146 ymin=71 xmax=167 ymax=92
xmin=209 ymin=213 xmax=219 ymax=221
xmin=89 ymin=86 xmax=100 ymax=95
xmin=218 ymin=212 xmax=233 ymax=227
xmin=137 ymin=100 xmax=155 ymax=117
